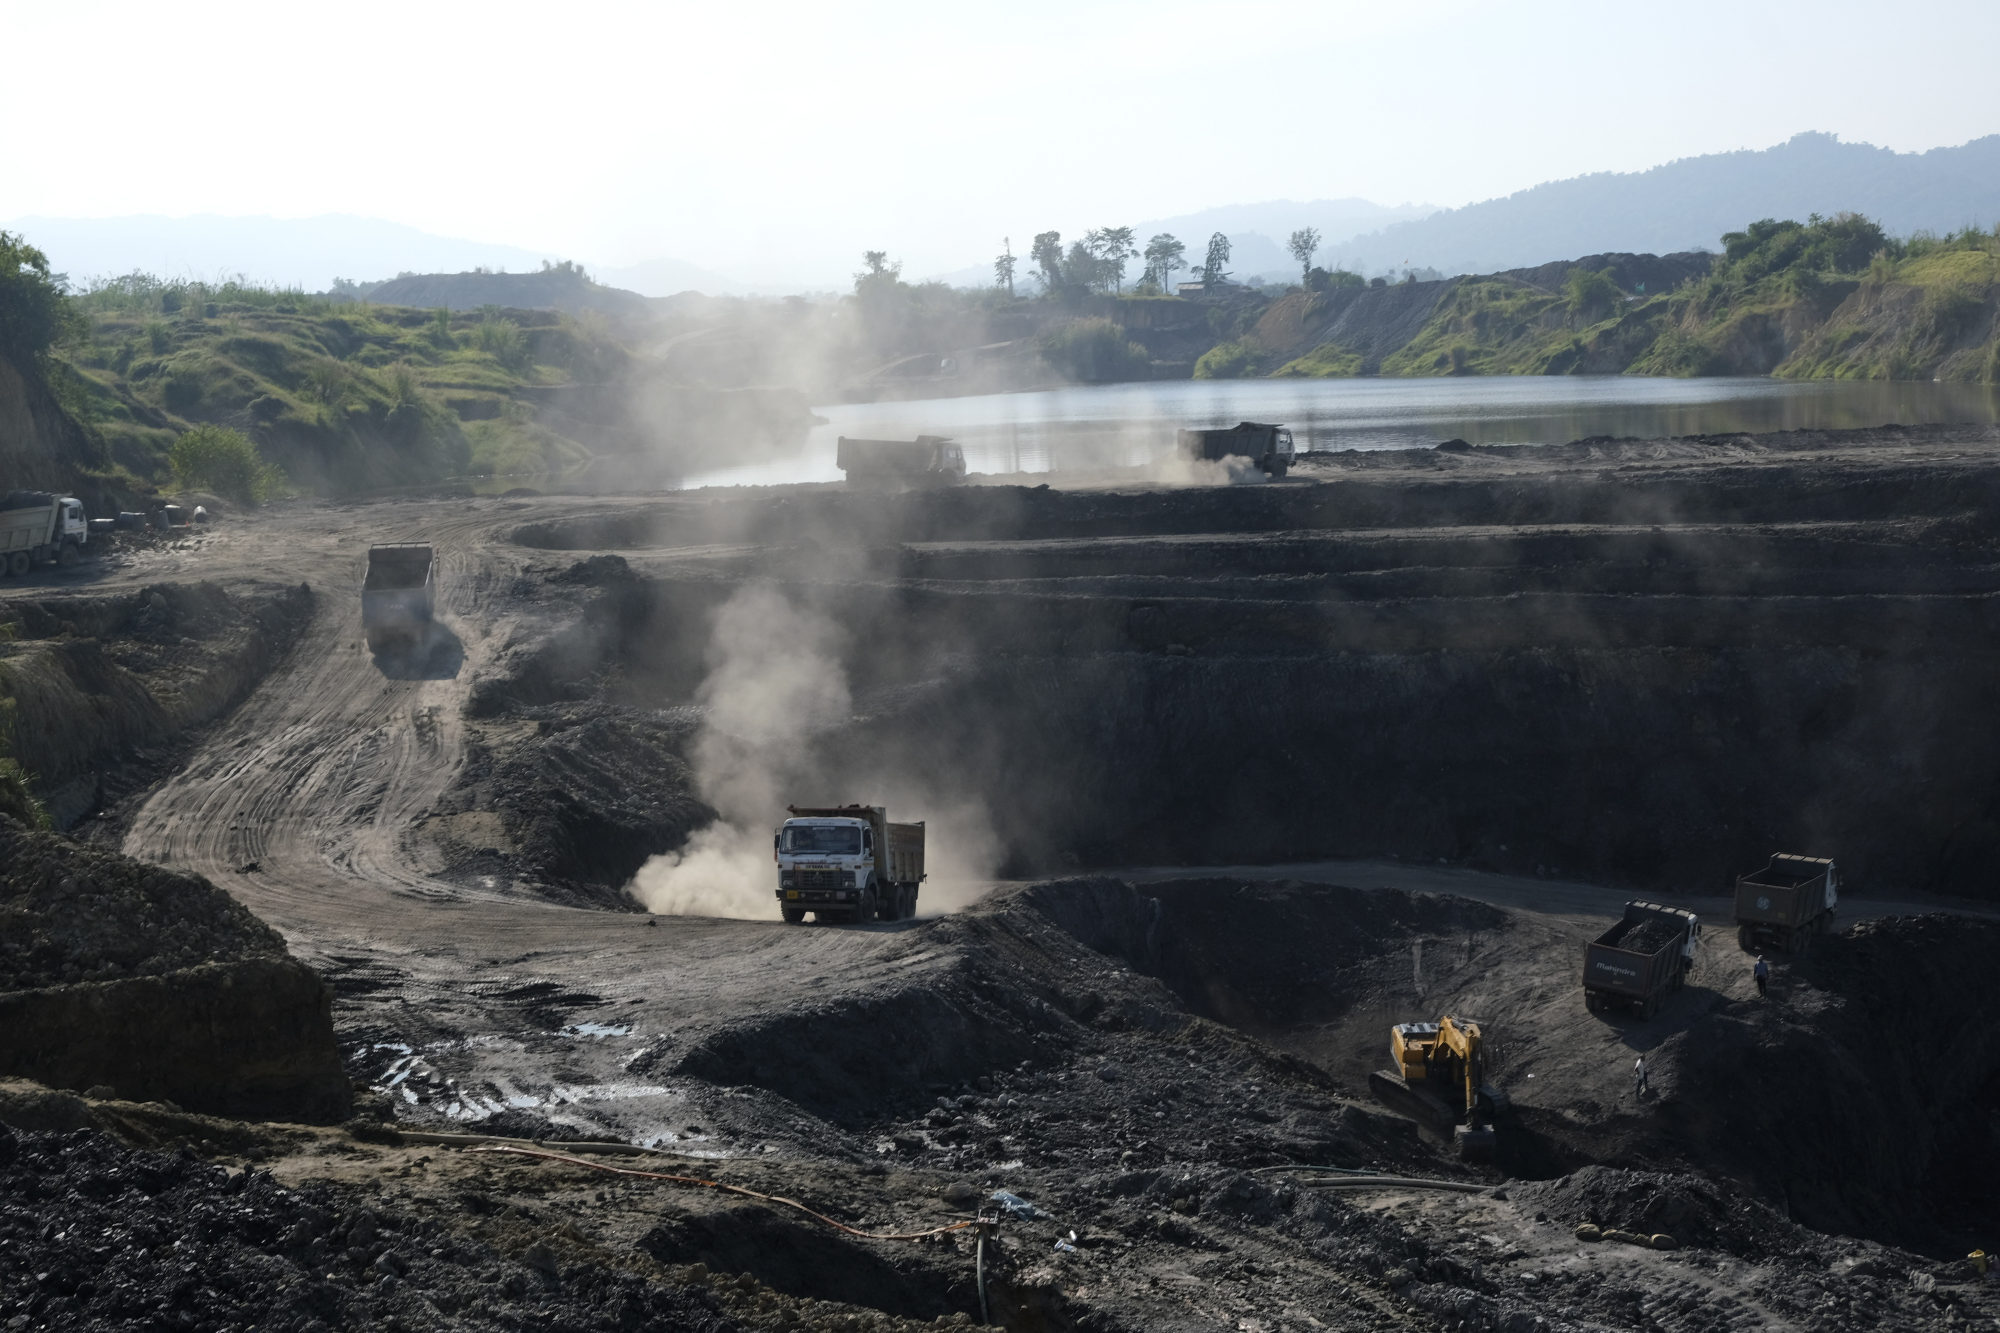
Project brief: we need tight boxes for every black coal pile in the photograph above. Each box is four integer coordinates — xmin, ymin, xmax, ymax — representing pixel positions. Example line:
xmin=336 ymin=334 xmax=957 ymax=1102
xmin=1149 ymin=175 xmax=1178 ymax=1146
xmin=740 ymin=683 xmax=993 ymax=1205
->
xmin=0 ymin=818 xmax=284 ymax=989
xmin=1616 ymin=917 xmax=1681 ymax=955
xmin=0 ymin=1123 xmax=742 ymax=1333
xmin=1512 ymin=1164 xmax=1808 ymax=1259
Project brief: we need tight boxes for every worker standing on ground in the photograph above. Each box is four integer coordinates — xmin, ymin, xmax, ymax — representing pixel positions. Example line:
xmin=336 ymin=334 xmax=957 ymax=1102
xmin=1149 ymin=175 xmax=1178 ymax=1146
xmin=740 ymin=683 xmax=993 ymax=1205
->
xmin=1753 ymin=954 xmax=1770 ymax=997
xmin=1632 ymin=1055 xmax=1649 ymax=1098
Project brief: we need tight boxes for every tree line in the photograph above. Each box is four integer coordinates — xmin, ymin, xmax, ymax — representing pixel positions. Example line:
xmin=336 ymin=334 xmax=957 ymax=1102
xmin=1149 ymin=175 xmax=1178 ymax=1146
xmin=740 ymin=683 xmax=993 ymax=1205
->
xmin=991 ymin=226 xmax=1329 ymax=298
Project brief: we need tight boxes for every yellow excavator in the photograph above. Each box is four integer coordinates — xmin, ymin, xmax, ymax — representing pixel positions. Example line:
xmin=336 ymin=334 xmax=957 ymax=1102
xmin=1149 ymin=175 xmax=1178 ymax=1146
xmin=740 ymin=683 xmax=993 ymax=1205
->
xmin=1367 ymin=1015 xmax=1498 ymax=1161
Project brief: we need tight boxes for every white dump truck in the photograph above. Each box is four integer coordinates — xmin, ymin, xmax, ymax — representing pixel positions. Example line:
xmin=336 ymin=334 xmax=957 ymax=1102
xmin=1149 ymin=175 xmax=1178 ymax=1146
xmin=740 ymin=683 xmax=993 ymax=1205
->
xmin=0 ymin=491 xmax=89 ymax=576
xmin=774 ymin=804 xmax=925 ymax=925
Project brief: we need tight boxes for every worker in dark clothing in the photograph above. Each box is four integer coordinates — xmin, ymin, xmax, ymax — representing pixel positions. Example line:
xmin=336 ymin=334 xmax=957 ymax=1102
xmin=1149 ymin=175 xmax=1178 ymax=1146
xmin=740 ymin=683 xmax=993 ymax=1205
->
xmin=1753 ymin=955 xmax=1770 ymax=997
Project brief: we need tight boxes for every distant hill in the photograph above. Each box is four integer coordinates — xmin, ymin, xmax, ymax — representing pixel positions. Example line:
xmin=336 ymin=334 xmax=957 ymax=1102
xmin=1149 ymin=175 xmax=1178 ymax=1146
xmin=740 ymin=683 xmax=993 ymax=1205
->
xmin=344 ymin=266 xmax=656 ymax=319
xmin=6 ymin=214 xmax=563 ymax=291
xmin=3 ymin=214 xmax=752 ymax=298
xmin=1337 ymin=133 xmax=2000 ymax=277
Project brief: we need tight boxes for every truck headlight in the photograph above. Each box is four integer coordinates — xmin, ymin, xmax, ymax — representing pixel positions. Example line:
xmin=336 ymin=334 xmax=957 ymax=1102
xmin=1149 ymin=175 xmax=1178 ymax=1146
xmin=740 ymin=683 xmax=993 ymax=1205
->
xmin=780 ymin=874 xmax=794 ymax=888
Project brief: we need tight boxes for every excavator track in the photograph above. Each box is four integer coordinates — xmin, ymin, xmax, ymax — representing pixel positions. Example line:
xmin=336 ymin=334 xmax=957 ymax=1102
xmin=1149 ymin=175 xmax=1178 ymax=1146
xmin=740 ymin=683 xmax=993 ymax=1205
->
xmin=1368 ymin=1069 xmax=1458 ymax=1132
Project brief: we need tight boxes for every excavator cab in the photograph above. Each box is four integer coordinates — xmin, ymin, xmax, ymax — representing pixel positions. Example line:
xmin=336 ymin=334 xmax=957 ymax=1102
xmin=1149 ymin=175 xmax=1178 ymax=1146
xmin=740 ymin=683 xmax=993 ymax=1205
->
xmin=1374 ymin=1015 xmax=1498 ymax=1161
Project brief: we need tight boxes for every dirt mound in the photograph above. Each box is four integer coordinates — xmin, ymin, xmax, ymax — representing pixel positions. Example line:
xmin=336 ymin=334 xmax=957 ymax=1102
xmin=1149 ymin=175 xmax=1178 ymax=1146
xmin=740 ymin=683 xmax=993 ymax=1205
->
xmin=1512 ymin=1164 xmax=1810 ymax=1259
xmin=1660 ymin=914 xmax=2000 ymax=1255
xmin=0 ymin=818 xmax=284 ymax=989
xmin=445 ymin=702 xmax=710 ymax=907
xmin=0 ymin=821 xmax=350 ymax=1122
xmin=0 ymin=1124 xmax=744 ymax=1333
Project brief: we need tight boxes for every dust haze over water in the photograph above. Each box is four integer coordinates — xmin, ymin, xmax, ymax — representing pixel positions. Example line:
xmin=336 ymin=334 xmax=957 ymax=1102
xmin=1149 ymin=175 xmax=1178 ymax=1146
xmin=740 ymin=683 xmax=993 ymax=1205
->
xmin=679 ymin=377 xmax=2000 ymax=489
xmin=629 ymin=585 xmax=1002 ymax=920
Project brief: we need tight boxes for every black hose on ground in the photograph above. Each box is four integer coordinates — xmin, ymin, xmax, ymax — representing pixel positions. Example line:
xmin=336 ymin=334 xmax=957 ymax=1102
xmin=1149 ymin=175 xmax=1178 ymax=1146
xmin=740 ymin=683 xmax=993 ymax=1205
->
xmin=976 ymin=1227 xmax=989 ymax=1326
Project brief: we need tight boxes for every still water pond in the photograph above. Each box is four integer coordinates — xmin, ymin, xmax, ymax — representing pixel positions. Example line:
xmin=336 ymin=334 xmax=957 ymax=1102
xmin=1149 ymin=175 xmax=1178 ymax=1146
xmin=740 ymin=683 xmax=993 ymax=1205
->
xmin=682 ymin=377 xmax=2000 ymax=488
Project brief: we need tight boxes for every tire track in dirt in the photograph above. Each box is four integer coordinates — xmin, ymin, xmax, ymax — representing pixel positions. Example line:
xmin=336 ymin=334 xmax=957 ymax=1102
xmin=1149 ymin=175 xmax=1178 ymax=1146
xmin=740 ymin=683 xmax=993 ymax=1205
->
xmin=97 ymin=497 xmax=922 ymax=1081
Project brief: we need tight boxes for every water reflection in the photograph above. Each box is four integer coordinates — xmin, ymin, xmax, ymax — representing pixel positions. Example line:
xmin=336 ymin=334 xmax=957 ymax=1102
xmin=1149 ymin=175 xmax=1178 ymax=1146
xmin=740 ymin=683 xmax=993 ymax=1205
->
xmin=679 ymin=378 xmax=2000 ymax=489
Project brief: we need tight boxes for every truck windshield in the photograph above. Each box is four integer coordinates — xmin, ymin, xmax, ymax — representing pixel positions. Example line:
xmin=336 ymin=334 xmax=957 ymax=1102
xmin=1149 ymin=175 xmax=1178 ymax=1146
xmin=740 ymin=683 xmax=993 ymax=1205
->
xmin=782 ymin=825 xmax=861 ymax=854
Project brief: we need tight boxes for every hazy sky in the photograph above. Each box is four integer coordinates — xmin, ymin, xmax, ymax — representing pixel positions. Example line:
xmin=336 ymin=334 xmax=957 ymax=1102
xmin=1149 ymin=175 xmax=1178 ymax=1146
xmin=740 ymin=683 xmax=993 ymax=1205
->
xmin=6 ymin=0 xmax=1998 ymax=286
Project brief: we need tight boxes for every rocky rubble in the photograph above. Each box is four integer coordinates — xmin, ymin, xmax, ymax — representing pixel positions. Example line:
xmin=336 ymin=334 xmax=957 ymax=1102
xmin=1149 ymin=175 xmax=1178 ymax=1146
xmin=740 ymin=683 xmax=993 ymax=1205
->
xmin=0 ymin=1123 xmax=743 ymax=1333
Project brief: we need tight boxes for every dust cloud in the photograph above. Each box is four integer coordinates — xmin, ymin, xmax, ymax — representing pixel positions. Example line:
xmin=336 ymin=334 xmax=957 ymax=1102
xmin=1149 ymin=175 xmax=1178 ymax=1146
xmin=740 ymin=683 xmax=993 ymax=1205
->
xmin=630 ymin=584 xmax=1003 ymax=919
xmin=632 ymin=586 xmax=849 ymax=918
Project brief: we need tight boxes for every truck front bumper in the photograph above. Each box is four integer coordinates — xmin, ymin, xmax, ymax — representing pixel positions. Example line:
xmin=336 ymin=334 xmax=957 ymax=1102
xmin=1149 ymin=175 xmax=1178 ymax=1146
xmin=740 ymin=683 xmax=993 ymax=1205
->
xmin=779 ymin=889 xmax=859 ymax=905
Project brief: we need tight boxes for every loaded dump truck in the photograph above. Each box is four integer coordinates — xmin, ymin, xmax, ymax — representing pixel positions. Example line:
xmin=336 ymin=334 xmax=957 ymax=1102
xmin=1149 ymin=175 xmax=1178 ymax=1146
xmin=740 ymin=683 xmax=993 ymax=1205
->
xmin=362 ymin=544 xmax=436 ymax=652
xmin=774 ymin=804 xmax=925 ymax=924
xmin=0 ymin=491 xmax=89 ymax=576
xmin=1734 ymin=853 xmax=1838 ymax=954
xmin=835 ymin=436 xmax=966 ymax=486
xmin=1583 ymin=902 xmax=1699 ymax=1018
xmin=1176 ymin=422 xmax=1295 ymax=477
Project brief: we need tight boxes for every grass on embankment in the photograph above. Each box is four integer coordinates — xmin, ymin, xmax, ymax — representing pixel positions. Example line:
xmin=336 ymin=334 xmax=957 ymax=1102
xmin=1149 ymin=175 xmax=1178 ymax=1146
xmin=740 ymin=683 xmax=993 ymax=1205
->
xmin=55 ymin=278 xmax=627 ymax=495
xmin=1262 ymin=216 xmax=2000 ymax=382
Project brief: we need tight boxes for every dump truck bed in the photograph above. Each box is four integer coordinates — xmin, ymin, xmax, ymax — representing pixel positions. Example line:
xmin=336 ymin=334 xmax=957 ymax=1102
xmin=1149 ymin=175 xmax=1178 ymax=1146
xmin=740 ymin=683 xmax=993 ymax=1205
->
xmin=835 ymin=436 xmax=963 ymax=481
xmin=1735 ymin=855 xmax=1835 ymax=928
xmin=361 ymin=544 xmax=436 ymax=646
xmin=0 ymin=494 xmax=58 ymax=554
xmin=1583 ymin=901 xmax=1696 ymax=1010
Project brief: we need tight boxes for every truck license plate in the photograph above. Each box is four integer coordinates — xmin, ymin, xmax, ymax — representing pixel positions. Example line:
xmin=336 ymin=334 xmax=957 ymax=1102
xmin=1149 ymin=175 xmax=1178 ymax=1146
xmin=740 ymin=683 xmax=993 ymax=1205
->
xmin=785 ymin=891 xmax=801 ymax=900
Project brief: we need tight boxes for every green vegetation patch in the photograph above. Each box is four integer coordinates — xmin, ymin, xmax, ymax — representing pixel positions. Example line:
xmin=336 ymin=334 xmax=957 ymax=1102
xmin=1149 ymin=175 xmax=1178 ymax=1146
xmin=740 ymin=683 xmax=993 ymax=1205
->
xmin=1192 ymin=340 xmax=1264 ymax=379
xmin=1273 ymin=343 xmax=1363 ymax=377
xmin=1039 ymin=318 xmax=1150 ymax=382
xmin=49 ymin=278 xmax=632 ymax=495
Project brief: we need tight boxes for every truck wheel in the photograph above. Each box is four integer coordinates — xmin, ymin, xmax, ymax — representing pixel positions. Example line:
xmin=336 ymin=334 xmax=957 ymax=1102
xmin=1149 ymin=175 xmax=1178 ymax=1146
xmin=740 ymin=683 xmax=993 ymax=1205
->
xmin=1737 ymin=926 xmax=1754 ymax=952
xmin=854 ymin=888 xmax=877 ymax=925
xmin=1639 ymin=995 xmax=1658 ymax=1021
xmin=900 ymin=885 xmax=917 ymax=919
xmin=781 ymin=907 xmax=805 ymax=925
xmin=6 ymin=551 xmax=28 ymax=578
xmin=57 ymin=543 xmax=79 ymax=568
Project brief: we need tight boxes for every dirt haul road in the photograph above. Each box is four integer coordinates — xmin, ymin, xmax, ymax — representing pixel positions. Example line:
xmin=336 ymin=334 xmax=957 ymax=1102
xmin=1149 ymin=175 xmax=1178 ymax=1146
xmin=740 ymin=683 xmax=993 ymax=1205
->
xmin=5 ymin=426 xmax=2000 ymax=1330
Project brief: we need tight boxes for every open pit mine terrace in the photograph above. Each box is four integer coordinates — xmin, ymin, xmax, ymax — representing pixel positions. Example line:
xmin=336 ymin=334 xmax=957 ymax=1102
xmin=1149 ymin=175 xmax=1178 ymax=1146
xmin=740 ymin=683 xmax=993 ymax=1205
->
xmin=3 ymin=424 xmax=2000 ymax=1332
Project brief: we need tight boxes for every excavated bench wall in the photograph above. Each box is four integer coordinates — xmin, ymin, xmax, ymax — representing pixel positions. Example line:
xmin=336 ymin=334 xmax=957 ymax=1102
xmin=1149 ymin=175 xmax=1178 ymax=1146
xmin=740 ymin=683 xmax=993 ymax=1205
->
xmin=0 ymin=823 xmax=351 ymax=1124
xmin=563 ymin=573 xmax=2000 ymax=897
xmin=0 ymin=582 xmax=314 ymax=826
xmin=0 ymin=958 xmax=351 ymax=1122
